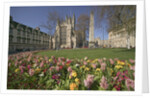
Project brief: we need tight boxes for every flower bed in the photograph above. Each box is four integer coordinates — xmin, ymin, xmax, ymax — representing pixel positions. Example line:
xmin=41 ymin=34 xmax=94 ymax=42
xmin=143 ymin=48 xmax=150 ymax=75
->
xmin=7 ymin=52 xmax=135 ymax=91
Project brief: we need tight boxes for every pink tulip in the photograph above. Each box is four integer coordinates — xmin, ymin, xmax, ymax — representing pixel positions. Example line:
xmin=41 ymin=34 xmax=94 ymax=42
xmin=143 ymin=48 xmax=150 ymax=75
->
xmin=130 ymin=65 xmax=135 ymax=71
xmin=84 ymin=74 xmax=94 ymax=88
xmin=98 ymin=59 xmax=103 ymax=64
xmin=8 ymin=63 xmax=11 ymax=67
xmin=129 ymin=59 xmax=135 ymax=64
xmin=40 ymin=61 xmax=44 ymax=67
xmin=100 ymin=76 xmax=108 ymax=89
xmin=51 ymin=56 xmax=55 ymax=59
xmin=58 ymin=57 xmax=62 ymax=62
xmin=19 ymin=66 xmax=25 ymax=74
xmin=15 ymin=61 xmax=18 ymax=66
xmin=92 ymin=64 xmax=97 ymax=69
xmin=100 ymin=63 xmax=106 ymax=71
xmin=117 ymin=72 xmax=121 ymax=76
xmin=55 ymin=66 xmax=60 ymax=72
xmin=66 ymin=60 xmax=72 ymax=65
xmin=67 ymin=67 xmax=72 ymax=72
xmin=29 ymin=69 xmax=35 ymax=76
xmin=62 ymin=61 xmax=65 ymax=66
xmin=44 ymin=56 xmax=48 ymax=60
xmin=27 ymin=56 xmax=31 ymax=62
xmin=114 ymin=58 xmax=119 ymax=61
xmin=125 ymin=79 xmax=134 ymax=90
xmin=49 ymin=66 xmax=55 ymax=71
xmin=83 ymin=61 xmax=87 ymax=65
xmin=27 ymin=65 xmax=31 ymax=70
xmin=109 ymin=59 xmax=114 ymax=65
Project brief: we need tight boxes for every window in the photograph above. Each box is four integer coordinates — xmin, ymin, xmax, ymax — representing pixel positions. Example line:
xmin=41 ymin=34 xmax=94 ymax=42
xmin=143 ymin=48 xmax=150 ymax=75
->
xmin=10 ymin=29 xmax=13 ymax=34
xmin=23 ymin=32 xmax=26 ymax=37
xmin=17 ymin=38 xmax=21 ymax=43
xmin=60 ymin=26 xmax=67 ymax=44
xmin=9 ymin=37 xmax=13 ymax=43
xmin=22 ymin=39 xmax=26 ymax=43
xmin=17 ymin=30 xmax=21 ymax=36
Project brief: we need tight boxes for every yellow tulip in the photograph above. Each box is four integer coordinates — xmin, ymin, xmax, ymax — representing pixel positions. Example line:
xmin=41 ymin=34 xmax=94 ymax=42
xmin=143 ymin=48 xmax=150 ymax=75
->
xmin=96 ymin=68 xmax=101 ymax=71
xmin=15 ymin=68 xmax=20 ymax=73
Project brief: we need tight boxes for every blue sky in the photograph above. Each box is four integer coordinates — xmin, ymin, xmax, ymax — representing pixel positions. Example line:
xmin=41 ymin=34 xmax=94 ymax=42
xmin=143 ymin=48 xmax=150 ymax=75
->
xmin=10 ymin=6 xmax=108 ymax=40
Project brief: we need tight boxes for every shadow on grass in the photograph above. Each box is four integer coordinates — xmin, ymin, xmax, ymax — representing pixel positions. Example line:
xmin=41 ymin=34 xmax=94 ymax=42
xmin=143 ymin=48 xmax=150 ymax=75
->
xmin=111 ymin=48 xmax=135 ymax=53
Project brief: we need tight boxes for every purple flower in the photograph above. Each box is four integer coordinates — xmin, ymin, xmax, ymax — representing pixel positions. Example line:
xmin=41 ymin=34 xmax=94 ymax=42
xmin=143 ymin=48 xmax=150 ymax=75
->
xmin=100 ymin=76 xmax=108 ymax=90
xmin=52 ymin=74 xmax=59 ymax=79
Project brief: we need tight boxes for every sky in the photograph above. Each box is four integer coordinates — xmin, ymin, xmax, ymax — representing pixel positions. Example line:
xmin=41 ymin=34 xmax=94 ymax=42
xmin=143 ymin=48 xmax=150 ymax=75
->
xmin=10 ymin=6 xmax=108 ymax=40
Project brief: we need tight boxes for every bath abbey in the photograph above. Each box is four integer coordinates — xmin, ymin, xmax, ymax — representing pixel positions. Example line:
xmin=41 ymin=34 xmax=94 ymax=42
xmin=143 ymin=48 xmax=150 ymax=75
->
xmin=9 ymin=11 xmax=135 ymax=53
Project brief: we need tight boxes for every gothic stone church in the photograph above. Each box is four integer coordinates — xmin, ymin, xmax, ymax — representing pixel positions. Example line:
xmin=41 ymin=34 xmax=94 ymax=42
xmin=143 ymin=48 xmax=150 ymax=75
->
xmin=50 ymin=14 xmax=77 ymax=49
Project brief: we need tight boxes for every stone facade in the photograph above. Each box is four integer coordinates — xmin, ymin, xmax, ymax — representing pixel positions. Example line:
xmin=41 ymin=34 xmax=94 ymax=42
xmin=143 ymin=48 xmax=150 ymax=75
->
xmin=51 ymin=14 xmax=77 ymax=49
xmin=108 ymin=28 xmax=136 ymax=48
xmin=94 ymin=37 xmax=109 ymax=48
xmin=9 ymin=17 xmax=50 ymax=53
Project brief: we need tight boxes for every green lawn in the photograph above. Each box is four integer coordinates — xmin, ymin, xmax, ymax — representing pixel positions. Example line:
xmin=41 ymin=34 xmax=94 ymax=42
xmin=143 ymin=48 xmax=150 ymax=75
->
xmin=35 ymin=48 xmax=135 ymax=60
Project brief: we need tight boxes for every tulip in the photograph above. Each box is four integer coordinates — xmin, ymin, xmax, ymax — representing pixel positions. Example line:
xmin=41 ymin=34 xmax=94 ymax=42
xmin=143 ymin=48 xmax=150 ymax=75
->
xmin=67 ymin=66 xmax=72 ymax=72
xmin=100 ymin=63 xmax=106 ymax=71
xmin=125 ymin=79 xmax=134 ymax=90
xmin=29 ymin=69 xmax=35 ymax=76
xmin=100 ymin=76 xmax=108 ymax=89
xmin=84 ymin=74 xmax=94 ymax=89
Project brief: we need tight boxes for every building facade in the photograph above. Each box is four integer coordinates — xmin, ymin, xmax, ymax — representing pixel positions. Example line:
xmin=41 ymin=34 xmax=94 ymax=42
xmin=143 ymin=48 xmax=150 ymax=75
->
xmin=51 ymin=14 xmax=77 ymax=49
xmin=108 ymin=28 xmax=136 ymax=48
xmin=9 ymin=17 xmax=51 ymax=53
xmin=9 ymin=12 xmax=136 ymax=54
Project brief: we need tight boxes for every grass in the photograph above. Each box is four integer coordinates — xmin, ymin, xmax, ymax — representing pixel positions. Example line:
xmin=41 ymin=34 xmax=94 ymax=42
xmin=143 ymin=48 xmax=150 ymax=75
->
xmin=35 ymin=48 xmax=135 ymax=60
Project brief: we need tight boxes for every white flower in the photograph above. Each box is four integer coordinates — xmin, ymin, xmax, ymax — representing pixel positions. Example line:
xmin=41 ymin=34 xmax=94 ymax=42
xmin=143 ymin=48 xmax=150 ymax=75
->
xmin=33 ymin=63 xmax=37 ymax=68
xmin=75 ymin=64 xmax=80 ymax=67
xmin=84 ymin=57 xmax=88 ymax=60
xmin=39 ymin=72 xmax=44 ymax=77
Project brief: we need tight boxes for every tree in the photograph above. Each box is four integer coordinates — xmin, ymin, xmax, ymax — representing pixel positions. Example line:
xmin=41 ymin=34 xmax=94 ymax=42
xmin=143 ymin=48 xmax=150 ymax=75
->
xmin=94 ymin=6 xmax=136 ymax=49
xmin=40 ymin=11 xmax=64 ymax=35
xmin=76 ymin=14 xmax=89 ymax=47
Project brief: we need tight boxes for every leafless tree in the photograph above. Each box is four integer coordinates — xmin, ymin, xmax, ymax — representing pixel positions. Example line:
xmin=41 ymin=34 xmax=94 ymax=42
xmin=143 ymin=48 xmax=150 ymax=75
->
xmin=40 ymin=11 xmax=64 ymax=35
xmin=94 ymin=6 xmax=136 ymax=49
xmin=76 ymin=14 xmax=89 ymax=47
